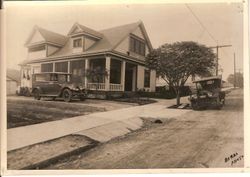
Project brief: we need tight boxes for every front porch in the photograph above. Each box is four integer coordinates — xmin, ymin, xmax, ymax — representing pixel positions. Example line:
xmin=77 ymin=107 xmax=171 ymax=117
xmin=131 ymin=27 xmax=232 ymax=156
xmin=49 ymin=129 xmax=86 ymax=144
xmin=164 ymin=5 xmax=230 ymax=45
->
xmin=83 ymin=57 xmax=137 ymax=92
xmin=25 ymin=55 xmax=146 ymax=93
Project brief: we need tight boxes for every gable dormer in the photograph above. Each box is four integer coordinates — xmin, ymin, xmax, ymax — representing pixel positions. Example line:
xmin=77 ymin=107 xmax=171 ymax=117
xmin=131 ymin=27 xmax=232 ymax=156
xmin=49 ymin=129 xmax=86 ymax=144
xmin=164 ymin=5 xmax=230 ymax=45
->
xmin=68 ymin=23 xmax=103 ymax=53
xmin=114 ymin=21 xmax=153 ymax=60
xmin=25 ymin=26 xmax=67 ymax=60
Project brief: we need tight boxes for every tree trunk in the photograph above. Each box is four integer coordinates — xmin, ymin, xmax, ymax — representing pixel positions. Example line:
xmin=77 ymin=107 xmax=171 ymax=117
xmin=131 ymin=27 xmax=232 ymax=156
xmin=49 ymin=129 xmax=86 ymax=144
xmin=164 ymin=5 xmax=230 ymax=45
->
xmin=176 ymin=89 xmax=181 ymax=106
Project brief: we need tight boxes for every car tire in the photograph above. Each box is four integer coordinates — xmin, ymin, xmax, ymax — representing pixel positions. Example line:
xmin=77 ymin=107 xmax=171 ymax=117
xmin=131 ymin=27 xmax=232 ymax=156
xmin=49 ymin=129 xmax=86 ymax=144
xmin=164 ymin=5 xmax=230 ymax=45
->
xmin=191 ymin=101 xmax=200 ymax=110
xmin=79 ymin=96 xmax=86 ymax=101
xmin=33 ymin=89 xmax=41 ymax=100
xmin=63 ymin=89 xmax=72 ymax=102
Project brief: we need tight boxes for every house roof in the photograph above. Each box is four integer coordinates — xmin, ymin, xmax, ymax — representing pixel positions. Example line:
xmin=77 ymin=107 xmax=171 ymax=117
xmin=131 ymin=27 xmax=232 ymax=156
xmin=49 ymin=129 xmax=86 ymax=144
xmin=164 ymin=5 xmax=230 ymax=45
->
xmin=7 ymin=69 xmax=21 ymax=83
xmin=53 ymin=21 xmax=141 ymax=57
xmin=25 ymin=26 xmax=68 ymax=47
xmin=22 ymin=21 xmax=153 ymax=64
xmin=68 ymin=22 xmax=103 ymax=39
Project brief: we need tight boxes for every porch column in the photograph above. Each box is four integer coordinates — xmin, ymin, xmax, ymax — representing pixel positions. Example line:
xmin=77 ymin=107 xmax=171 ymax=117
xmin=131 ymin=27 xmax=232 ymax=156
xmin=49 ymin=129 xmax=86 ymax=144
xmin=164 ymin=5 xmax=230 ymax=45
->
xmin=85 ymin=59 xmax=89 ymax=89
xmin=52 ymin=62 xmax=55 ymax=72
xmin=67 ymin=61 xmax=70 ymax=73
xmin=105 ymin=56 xmax=111 ymax=91
xmin=121 ymin=61 xmax=126 ymax=91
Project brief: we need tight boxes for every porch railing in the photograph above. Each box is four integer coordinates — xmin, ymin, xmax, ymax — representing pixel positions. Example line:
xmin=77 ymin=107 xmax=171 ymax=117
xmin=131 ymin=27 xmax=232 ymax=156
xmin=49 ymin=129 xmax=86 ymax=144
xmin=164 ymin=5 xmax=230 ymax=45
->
xmin=87 ymin=83 xmax=105 ymax=90
xmin=87 ymin=83 xmax=123 ymax=91
xmin=110 ymin=84 xmax=123 ymax=91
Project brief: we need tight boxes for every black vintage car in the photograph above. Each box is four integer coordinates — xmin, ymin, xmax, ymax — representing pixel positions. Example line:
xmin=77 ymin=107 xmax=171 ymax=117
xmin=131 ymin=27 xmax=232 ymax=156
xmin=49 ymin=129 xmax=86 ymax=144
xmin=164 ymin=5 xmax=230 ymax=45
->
xmin=189 ymin=76 xmax=226 ymax=110
xmin=32 ymin=72 xmax=87 ymax=102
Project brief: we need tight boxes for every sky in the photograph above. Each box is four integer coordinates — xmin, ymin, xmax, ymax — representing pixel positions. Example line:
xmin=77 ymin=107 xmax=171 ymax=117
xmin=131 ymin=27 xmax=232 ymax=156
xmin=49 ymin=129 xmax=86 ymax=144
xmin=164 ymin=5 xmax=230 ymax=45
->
xmin=5 ymin=1 xmax=243 ymax=80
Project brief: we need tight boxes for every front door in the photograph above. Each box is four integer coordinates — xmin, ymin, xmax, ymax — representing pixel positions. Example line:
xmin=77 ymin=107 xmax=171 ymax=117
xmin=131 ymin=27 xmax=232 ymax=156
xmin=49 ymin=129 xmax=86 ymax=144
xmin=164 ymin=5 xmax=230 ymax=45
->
xmin=125 ymin=69 xmax=133 ymax=91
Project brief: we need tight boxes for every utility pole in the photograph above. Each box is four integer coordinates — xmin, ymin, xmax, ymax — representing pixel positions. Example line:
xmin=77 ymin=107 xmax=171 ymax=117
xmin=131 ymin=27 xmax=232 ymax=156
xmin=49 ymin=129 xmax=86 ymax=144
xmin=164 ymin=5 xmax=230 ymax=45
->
xmin=234 ymin=53 xmax=236 ymax=88
xmin=209 ymin=45 xmax=232 ymax=76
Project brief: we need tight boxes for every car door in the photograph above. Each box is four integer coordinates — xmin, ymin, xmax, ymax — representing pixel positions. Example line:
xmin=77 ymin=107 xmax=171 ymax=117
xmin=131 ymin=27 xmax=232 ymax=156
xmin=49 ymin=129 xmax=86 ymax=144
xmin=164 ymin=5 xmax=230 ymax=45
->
xmin=34 ymin=73 xmax=49 ymax=95
xmin=50 ymin=74 xmax=64 ymax=95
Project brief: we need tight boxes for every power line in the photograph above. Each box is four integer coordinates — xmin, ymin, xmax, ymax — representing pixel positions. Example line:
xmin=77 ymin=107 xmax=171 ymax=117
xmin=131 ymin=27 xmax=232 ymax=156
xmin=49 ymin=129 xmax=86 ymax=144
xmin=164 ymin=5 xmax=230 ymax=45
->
xmin=185 ymin=4 xmax=233 ymax=77
xmin=209 ymin=45 xmax=232 ymax=76
xmin=185 ymin=4 xmax=218 ymax=45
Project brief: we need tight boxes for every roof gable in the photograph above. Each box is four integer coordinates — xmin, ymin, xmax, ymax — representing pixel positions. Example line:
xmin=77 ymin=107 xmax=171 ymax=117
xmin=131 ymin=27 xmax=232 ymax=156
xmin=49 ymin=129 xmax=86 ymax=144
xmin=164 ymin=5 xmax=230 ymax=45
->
xmin=68 ymin=23 xmax=103 ymax=39
xmin=29 ymin=30 xmax=45 ymax=44
xmin=25 ymin=26 xmax=68 ymax=47
xmin=110 ymin=21 xmax=153 ymax=53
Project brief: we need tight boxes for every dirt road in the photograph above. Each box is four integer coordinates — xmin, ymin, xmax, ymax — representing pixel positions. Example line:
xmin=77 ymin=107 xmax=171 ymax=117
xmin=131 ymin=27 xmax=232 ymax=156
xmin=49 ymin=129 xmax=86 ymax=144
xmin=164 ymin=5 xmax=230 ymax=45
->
xmin=48 ymin=89 xmax=244 ymax=169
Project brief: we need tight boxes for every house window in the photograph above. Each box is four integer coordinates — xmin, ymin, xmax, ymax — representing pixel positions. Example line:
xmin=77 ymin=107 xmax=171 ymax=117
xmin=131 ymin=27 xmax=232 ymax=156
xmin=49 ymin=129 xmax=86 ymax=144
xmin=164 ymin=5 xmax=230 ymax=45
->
xmin=55 ymin=62 xmax=68 ymax=73
xmin=73 ymin=38 xmax=82 ymax=48
xmin=41 ymin=63 xmax=53 ymax=72
xmin=70 ymin=60 xmax=85 ymax=76
xmin=144 ymin=69 xmax=150 ymax=88
xmin=70 ymin=60 xmax=85 ymax=83
xmin=110 ymin=60 xmax=121 ymax=84
xmin=28 ymin=45 xmax=46 ymax=52
xmin=130 ymin=35 xmax=146 ymax=56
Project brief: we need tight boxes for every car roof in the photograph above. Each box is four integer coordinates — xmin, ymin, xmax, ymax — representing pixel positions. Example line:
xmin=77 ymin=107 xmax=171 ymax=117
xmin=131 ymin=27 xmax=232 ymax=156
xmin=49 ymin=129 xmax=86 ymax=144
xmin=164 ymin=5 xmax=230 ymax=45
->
xmin=193 ymin=76 xmax=222 ymax=83
xmin=33 ymin=72 xmax=72 ymax=75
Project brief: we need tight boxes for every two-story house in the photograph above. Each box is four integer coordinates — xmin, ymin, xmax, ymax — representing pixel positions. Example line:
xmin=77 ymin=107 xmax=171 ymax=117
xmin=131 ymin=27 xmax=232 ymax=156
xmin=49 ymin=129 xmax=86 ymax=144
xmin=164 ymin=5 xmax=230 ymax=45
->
xmin=19 ymin=21 xmax=156 ymax=96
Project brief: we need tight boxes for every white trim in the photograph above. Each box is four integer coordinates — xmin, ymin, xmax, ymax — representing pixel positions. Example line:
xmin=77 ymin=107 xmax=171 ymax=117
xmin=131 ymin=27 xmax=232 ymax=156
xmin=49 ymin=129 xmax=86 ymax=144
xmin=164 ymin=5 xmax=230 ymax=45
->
xmin=121 ymin=60 xmax=126 ymax=91
xmin=52 ymin=62 xmax=55 ymax=72
xmin=105 ymin=56 xmax=111 ymax=91
xmin=26 ymin=41 xmax=64 ymax=48
xmin=85 ymin=59 xmax=89 ymax=88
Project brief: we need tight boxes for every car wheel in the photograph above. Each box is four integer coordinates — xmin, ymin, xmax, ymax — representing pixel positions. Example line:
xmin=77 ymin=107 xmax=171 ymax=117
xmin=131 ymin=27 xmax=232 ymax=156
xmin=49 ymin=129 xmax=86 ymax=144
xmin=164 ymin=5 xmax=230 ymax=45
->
xmin=63 ymin=89 xmax=72 ymax=102
xmin=191 ymin=101 xmax=200 ymax=110
xmin=79 ymin=96 xmax=85 ymax=101
xmin=33 ymin=89 xmax=41 ymax=100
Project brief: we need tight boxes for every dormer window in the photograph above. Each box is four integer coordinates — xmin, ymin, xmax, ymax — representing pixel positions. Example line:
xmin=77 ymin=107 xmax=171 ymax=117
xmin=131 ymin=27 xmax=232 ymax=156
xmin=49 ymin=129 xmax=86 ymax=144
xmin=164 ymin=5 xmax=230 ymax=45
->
xmin=73 ymin=38 xmax=82 ymax=48
xmin=28 ymin=45 xmax=46 ymax=52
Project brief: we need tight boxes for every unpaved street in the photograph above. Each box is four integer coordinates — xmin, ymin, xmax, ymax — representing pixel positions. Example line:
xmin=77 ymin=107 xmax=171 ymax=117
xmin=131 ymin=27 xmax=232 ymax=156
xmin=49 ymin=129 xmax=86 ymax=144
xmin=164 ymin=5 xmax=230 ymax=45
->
xmin=48 ymin=89 xmax=243 ymax=169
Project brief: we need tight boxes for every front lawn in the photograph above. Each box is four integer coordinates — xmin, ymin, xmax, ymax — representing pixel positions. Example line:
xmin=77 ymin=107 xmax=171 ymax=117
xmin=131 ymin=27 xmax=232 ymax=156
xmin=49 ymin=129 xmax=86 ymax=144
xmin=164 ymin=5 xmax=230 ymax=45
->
xmin=7 ymin=99 xmax=105 ymax=129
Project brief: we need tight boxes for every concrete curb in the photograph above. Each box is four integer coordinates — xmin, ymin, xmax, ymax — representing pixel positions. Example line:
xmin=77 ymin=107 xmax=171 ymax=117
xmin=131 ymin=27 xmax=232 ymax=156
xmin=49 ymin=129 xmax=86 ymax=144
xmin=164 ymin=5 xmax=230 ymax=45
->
xmin=21 ymin=143 xmax=98 ymax=170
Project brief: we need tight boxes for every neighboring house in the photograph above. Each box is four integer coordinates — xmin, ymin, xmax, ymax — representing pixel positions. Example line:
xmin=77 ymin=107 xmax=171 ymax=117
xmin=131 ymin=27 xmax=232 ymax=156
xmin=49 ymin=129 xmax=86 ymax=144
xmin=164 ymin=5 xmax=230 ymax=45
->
xmin=7 ymin=69 xmax=20 ymax=95
xmin=20 ymin=21 xmax=156 ymax=94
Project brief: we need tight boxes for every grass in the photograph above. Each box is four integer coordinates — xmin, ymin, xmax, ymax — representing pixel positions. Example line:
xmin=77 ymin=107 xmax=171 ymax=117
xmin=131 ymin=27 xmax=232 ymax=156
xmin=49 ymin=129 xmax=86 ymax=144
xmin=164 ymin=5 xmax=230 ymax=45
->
xmin=7 ymin=99 xmax=105 ymax=129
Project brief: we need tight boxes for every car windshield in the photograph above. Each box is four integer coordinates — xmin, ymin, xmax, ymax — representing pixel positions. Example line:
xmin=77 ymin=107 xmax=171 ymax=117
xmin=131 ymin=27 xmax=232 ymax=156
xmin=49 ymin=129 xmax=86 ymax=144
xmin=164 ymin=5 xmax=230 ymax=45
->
xmin=196 ymin=79 xmax=221 ymax=91
xmin=35 ymin=74 xmax=50 ymax=82
xmin=58 ymin=74 xmax=70 ymax=83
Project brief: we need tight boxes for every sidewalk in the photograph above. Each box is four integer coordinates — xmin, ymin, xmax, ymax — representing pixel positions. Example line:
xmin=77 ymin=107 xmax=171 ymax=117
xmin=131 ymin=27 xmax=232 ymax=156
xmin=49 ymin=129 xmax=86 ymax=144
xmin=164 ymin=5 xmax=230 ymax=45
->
xmin=8 ymin=97 xmax=191 ymax=151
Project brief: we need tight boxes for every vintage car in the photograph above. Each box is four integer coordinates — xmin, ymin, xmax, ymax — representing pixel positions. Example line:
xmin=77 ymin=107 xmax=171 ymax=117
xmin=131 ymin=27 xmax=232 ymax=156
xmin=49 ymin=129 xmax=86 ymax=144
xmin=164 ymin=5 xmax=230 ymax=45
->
xmin=32 ymin=72 xmax=87 ymax=102
xmin=189 ymin=76 xmax=225 ymax=110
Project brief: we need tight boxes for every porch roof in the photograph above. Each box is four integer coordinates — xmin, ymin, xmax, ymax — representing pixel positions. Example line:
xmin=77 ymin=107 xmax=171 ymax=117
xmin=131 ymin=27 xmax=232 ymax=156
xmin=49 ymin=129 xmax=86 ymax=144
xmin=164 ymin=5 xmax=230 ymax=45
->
xmin=20 ymin=50 xmax=147 ymax=66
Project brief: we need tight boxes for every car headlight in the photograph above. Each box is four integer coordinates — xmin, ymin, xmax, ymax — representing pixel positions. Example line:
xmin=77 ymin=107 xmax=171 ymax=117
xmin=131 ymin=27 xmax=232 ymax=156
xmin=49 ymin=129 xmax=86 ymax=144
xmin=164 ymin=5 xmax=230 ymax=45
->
xmin=207 ymin=92 xmax=213 ymax=97
xmin=200 ymin=95 xmax=207 ymax=98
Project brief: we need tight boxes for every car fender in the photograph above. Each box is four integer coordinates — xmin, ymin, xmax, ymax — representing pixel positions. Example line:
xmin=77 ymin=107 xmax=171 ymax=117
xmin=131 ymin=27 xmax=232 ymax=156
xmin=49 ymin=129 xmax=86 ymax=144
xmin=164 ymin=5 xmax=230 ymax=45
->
xmin=32 ymin=87 xmax=42 ymax=93
xmin=59 ymin=87 xmax=71 ymax=96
